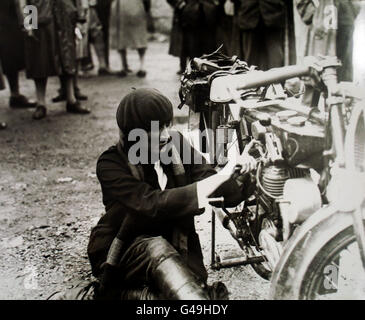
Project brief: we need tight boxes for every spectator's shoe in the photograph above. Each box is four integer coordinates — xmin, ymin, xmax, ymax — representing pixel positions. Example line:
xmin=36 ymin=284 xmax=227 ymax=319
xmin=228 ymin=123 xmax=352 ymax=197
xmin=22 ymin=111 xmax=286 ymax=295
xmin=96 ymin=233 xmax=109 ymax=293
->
xmin=81 ymin=63 xmax=94 ymax=72
xmin=76 ymin=92 xmax=88 ymax=101
xmin=0 ymin=121 xmax=7 ymax=130
xmin=78 ymin=70 xmax=94 ymax=78
xmin=98 ymin=68 xmax=115 ymax=76
xmin=75 ymin=89 xmax=88 ymax=101
xmin=118 ymin=70 xmax=128 ymax=78
xmin=53 ymin=92 xmax=88 ymax=103
xmin=32 ymin=105 xmax=47 ymax=120
xmin=66 ymin=101 xmax=90 ymax=114
xmin=137 ymin=70 xmax=147 ymax=78
xmin=52 ymin=94 xmax=66 ymax=103
xmin=9 ymin=95 xmax=37 ymax=109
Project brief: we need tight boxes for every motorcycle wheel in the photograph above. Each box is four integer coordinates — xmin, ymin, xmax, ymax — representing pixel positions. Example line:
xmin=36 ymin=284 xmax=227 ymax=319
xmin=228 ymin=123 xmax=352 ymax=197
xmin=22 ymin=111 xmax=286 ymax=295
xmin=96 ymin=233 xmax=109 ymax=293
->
xmin=300 ymin=224 xmax=365 ymax=299
xmin=270 ymin=212 xmax=365 ymax=300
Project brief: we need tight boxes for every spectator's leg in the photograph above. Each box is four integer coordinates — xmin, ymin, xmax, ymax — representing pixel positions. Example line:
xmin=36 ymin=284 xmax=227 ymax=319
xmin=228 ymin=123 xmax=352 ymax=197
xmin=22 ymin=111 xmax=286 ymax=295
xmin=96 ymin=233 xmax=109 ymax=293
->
xmin=5 ymin=72 xmax=20 ymax=97
xmin=5 ymin=72 xmax=36 ymax=109
xmin=65 ymin=75 xmax=90 ymax=114
xmin=34 ymin=78 xmax=47 ymax=107
xmin=32 ymin=77 xmax=48 ymax=120
xmin=93 ymin=33 xmax=107 ymax=71
xmin=81 ymin=44 xmax=94 ymax=72
xmin=95 ymin=2 xmax=111 ymax=68
xmin=52 ymin=75 xmax=67 ymax=103
xmin=74 ymin=67 xmax=88 ymax=101
xmin=65 ymin=75 xmax=77 ymax=105
xmin=90 ymin=7 xmax=112 ymax=74
xmin=137 ymin=48 xmax=147 ymax=78
xmin=118 ymin=49 xmax=128 ymax=77
xmin=179 ymin=54 xmax=187 ymax=74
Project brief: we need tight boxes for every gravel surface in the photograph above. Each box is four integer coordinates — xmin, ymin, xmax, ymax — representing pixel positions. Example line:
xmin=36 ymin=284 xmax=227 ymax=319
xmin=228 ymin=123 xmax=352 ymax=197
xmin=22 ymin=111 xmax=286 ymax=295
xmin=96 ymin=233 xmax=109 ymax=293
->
xmin=0 ymin=40 xmax=268 ymax=300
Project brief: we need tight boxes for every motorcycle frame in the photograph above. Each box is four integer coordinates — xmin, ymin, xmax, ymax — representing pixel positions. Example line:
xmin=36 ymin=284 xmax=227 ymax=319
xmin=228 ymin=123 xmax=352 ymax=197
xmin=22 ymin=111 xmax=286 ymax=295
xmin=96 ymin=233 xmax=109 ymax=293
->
xmin=206 ymin=58 xmax=365 ymax=276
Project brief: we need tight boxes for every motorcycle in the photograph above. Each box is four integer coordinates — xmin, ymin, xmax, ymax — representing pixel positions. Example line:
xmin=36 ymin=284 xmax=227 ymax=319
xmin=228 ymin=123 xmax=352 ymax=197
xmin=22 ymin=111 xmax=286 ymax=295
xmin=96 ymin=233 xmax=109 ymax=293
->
xmin=179 ymin=51 xmax=365 ymax=299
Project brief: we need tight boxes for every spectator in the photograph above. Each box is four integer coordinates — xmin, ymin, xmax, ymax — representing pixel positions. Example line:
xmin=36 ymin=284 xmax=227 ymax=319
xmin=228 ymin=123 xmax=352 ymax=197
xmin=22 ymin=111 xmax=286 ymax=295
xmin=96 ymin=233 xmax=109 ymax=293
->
xmin=80 ymin=0 xmax=112 ymax=76
xmin=168 ymin=0 xmax=219 ymax=68
xmin=95 ymin=0 xmax=114 ymax=69
xmin=52 ymin=0 xmax=89 ymax=104
xmin=19 ymin=0 xmax=90 ymax=120
xmin=216 ymin=0 xmax=234 ymax=56
xmin=296 ymin=0 xmax=360 ymax=82
xmin=167 ymin=0 xmax=186 ymax=74
xmin=233 ymin=0 xmax=288 ymax=70
xmin=0 ymin=0 xmax=36 ymax=109
xmin=115 ymin=0 xmax=150 ymax=78
xmin=230 ymin=0 xmax=243 ymax=59
xmin=89 ymin=0 xmax=112 ymax=75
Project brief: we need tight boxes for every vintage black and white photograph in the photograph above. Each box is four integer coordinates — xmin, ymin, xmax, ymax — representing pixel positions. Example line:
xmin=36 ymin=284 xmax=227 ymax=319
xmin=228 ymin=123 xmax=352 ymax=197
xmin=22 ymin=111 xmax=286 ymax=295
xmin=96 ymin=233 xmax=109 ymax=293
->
xmin=0 ymin=0 xmax=365 ymax=302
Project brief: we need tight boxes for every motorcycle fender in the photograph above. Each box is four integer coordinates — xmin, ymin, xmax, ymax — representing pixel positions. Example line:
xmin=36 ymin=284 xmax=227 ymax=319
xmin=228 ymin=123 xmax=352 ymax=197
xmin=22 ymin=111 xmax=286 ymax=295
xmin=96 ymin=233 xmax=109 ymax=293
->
xmin=270 ymin=205 xmax=355 ymax=299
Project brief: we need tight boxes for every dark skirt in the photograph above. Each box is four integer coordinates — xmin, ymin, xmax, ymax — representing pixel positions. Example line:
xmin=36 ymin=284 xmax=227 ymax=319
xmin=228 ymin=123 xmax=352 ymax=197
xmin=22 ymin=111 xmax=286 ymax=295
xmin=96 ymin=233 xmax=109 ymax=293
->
xmin=169 ymin=11 xmax=218 ymax=59
xmin=0 ymin=24 xmax=26 ymax=75
xmin=182 ymin=26 xmax=217 ymax=58
xmin=168 ymin=15 xmax=183 ymax=57
xmin=24 ymin=0 xmax=78 ymax=79
xmin=230 ymin=15 xmax=244 ymax=59
xmin=216 ymin=15 xmax=233 ymax=56
xmin=24 ymin=22 xmax=61 ymax=79
xmin=0 ymin=0 xmax=25 ymax=74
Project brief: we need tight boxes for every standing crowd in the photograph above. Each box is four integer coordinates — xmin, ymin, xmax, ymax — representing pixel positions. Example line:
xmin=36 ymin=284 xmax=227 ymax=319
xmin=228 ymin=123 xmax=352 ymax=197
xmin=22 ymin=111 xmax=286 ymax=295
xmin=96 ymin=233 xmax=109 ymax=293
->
xmin=0 ymin=0 xmax=361 ymax=124
xmin=0 ymin=0 xmax=152 ymax=123
xmin=167 ymin=0 xmax=360 ymax=80
xmin=168 ymin=0 xmax=297 ymax=73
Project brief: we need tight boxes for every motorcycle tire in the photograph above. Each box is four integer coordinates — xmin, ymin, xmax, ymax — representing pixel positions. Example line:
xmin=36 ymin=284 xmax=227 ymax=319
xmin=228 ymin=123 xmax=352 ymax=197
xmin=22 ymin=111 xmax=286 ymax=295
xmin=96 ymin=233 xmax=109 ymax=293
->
xmin=270 ymin=210 xmax=365 ymax=300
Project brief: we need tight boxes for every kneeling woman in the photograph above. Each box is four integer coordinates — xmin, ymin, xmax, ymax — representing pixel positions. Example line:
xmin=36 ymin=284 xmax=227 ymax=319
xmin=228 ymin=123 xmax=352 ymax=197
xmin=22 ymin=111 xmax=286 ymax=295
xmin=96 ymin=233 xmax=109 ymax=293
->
xmin=88 ymin=88 xmax=256 ymax=300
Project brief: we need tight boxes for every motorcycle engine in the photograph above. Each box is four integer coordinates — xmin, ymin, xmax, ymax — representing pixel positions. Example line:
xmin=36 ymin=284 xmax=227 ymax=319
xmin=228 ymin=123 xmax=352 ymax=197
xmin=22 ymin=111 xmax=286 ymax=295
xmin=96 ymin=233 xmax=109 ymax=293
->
xmin=254 ymin=133 xmax=312 ymax=271
xmin=259 ymin=165 xmax=310 ymax=212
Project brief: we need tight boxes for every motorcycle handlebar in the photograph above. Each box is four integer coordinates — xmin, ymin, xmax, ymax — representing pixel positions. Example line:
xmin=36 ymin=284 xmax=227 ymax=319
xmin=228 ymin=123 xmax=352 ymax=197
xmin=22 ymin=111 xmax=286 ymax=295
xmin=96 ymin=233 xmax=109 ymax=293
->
xmin=237 ymin=65 xmax=311 ymax=91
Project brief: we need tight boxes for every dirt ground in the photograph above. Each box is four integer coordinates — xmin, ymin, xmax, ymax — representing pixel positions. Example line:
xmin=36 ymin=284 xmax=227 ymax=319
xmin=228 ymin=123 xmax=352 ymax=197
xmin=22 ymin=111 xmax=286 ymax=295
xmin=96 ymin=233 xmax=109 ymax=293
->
xmin=0 ymin=40 xmax=269 ymax=300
